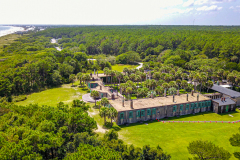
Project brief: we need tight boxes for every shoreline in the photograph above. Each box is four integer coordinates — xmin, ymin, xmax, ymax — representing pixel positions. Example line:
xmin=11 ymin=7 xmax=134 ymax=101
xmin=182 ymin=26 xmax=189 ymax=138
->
xmin=0 ymin=26 xmax=25 ymax=38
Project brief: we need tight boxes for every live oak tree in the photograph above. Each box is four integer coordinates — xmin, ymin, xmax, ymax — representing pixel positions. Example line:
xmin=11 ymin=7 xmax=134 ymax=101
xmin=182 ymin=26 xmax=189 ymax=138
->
xmin=188 ymin=140 xmax=231 ymax=160
xmin=229 ymin=127 xmax=240 ymax=159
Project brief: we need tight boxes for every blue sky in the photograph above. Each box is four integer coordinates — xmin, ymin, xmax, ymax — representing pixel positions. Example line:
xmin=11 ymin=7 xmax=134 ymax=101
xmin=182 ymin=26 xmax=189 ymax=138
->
xmin=0 ymin=0 xmax=240 ymax=25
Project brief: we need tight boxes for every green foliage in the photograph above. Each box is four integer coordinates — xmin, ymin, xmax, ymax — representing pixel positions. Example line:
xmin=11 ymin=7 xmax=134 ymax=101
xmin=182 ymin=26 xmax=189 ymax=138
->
xmin=188 ymin=140 xmax=231 ymax=160
xmin=229 ymin=127 xmax=240 ymax=159
xmin=64 ymin=143 xmax=121 ymax=160
xmin=0 ymin=100 xmax=97 ymax=159
xmin=116 ymin=51 xmax=140 ymax=64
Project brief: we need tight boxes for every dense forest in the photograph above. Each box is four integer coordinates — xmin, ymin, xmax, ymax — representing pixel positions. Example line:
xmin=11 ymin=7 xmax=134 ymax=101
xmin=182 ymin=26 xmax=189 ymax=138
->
xmin=0 ymin=100 xmax=171 ymax=159
xmin=1 ymin=26 xmax=240 ymax=159
xmin=1 ymin=26 xmax=240 ymax=99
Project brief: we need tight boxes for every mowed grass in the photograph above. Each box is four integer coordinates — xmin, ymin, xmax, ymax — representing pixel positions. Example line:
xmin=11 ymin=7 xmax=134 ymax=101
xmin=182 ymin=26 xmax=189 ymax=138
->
xmin=92 ymin=64 xmax=139 ymax=74
xmin=112 ymin=64 xmax=139 ymax=72
xmin=118 ymin=110 xmax=240 ymax=160
xmin=15 ymin=83 xmax=88 ymax=107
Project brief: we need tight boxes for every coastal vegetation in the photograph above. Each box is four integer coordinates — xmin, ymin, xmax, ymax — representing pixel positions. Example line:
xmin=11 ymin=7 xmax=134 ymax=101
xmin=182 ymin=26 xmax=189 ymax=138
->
xmin=1 ymin=26 xmax=240 ymax=159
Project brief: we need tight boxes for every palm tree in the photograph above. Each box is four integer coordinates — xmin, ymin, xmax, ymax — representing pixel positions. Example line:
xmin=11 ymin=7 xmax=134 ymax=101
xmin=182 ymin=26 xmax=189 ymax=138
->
xmin=100 ymin=97 xmax=109 ymax=111
xmin=119 ymin=83 xmax=127 ymax=95
xmin=100 ymin=107 xmax=109 ymax=125
xmin=123 ymin=76 xmax=129 ymax=83
xmin=123 ymin=67 xmax=129 ymax=75
xmin=150 ymin=79 xmax=157 ymax=90
xmin=169 ymin=81 xmax=177 ymax=88
xmin=108 ymin=107 xmax=118 ymax=126
xmin=103 ymin=67 xmax=109 ymax=75
xmin=155 ymin=86 xmax=163 ymax=96
xmin=130 ymin=74 xmax=136 ymax=82
xmin=199 ymin=74 xmax=207 ymax=93
xmin=176 ymin=79 xmax=181 ymax=90
xmin=126 ymin=87 xmax=132 ymax=100
xmin=140 ymin=72 xmax=146 ymax=84
xmin=77 ymin=72 xmax=83 ymax=86
xmin=135 ymin=75 xmax=141 ymax=88
xmin=69 ymin=74 xmax=75 ymax=86
xmin=217 ymin=69 xmax=224 ymax=82
xmin=181 ymin=73 xmax=188 ymax=81
xmin=181 ymin=80 xmax=188 ymax=90
xmin=109 ymin=70 xmax=116 ymax=86
xmin=90 ymin=90 xmax=99 ymax=106
xmin=206 ymin=80 xmax=213 ymax=93
xmin=84 ymin=74 xmax=91 ymax=85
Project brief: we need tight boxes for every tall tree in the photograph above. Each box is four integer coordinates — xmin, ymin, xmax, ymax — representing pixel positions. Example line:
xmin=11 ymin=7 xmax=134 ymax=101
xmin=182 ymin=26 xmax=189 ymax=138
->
xmin=90 ymin=90 xmax=99 ymax=106
xmin=188 ymin=140 xmax=231 ymax=160
xmin=99 ymin=107 xmax=109 ymax=125
xmin=108 ymin=107 xmax=118 ymax=126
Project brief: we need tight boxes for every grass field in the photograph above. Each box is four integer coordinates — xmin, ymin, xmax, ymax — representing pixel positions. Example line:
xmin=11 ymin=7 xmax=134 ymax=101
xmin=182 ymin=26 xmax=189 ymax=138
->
xmin=15 ymin=82 xmax=88 ymax=107
xmin=112 ymin=64 xmax=139 ymax=72
xmin=92 ymin=64 xmax=139 ymax=74
xmin=0 ymin=34 xmax=21 ymax=53
xmin=118 ymin=110 xmax=240 ymax=160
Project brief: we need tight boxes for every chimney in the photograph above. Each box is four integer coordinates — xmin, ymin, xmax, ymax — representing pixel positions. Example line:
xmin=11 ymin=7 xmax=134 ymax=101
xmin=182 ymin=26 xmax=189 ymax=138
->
xmin=122 ymin=98 xmax=124 ymax=107
xmin=177 ymin=90 xmax=179 ymax=96
xmin=130 ymin=100 xmax=133 ymax=109
xmin=111 ymin=94 xmax=115 ymax=100
xmin=221 ymin=97 xmax=223 ymax=101
xmin=100 ymin=86 xmax=102 ymax=90
xmin=197 ymin=94 xmax=199 ymax=101
xmin=224 ymin=97 xmax=226 ymax=101
xmin=187 ymin=93 xmax=188 ymax=101
xmin=191 ymin=90 xmax=194 ymax=96
xmin=173 ymin=94 xmax=175 ymax=102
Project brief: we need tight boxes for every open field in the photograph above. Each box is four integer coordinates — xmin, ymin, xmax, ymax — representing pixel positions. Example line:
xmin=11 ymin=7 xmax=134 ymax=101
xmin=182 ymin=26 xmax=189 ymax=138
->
xmin=112 ymin=64 xmax=139 ymax=72
xmin=118 ymin=110 xmax=240 ymax=160
xmin=92 ymin=64 xmax=139 ymax=74
xmin=0 ymin=34 xmax=21 ymax=53
xmin=15 ymin=82 xmax=88 ymax=107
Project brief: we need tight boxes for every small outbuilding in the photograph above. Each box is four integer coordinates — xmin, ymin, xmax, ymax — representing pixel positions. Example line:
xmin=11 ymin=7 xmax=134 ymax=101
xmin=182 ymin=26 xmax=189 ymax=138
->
xmin=212 ymin=97 xmax=236 ymax=114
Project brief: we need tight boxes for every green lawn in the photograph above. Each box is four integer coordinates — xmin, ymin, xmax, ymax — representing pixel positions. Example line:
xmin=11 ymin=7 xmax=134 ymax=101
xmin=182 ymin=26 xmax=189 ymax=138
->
xmin=118 ymin=110 xmax=240 ymax=160
xmin=15 ymin=83 xmax=88 ymax=107
xmin=112 ymin=64 xmax=139 ymax=72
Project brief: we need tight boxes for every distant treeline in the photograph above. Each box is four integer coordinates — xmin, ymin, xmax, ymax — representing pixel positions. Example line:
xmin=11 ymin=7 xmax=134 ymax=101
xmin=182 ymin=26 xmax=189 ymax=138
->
xmin=1 ymin=25 xmax=240 ymax=98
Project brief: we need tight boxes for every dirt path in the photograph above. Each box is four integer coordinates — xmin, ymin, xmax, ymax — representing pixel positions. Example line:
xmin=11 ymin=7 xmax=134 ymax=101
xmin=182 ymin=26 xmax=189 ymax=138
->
xmin=88 ymin=110 xmax=107 ymax=133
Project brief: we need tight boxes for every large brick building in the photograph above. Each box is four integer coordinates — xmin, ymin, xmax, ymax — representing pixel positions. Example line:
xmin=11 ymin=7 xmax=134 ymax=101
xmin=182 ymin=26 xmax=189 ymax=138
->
xmin=109 ymin=93 xmax=213 ymax=125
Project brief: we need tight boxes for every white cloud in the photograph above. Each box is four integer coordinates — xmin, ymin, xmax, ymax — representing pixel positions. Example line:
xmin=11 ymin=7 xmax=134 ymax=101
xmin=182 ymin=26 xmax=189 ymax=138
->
xmin=196 ymin=5 xmax=223 ymax=11
xmin=229 ymin=6 xmax=234 ymax=9
xmin=183 ymin=0 xmax=194 ymax=7
xmin=183 ymin=0 xmax=236 ymax=7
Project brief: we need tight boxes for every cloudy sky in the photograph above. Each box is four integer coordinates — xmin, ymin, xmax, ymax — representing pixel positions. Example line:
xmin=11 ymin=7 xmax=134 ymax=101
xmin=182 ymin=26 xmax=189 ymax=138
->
xmin=0 ymin=0 xmax=240 ymax=25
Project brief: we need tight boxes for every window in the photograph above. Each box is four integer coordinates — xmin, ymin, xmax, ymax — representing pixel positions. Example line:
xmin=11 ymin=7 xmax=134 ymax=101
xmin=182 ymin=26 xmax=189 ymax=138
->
xmin=199 ymin=102 xmax=201 ymax=108
xmin=120 ymin=113 xmax=124 ymax=119
xmin=226 ymin=105 xmax=229 ymax=112
xmin=208 ymin=101 xmax=211 ymax=107
xmin=186 ymin=104 xmax=189 ymax=110
xmin=129 ymin=111 xmax=133 ymax=118
xmin=173 ymin=105 xmax=177 ymax=112
xmin=152 ymin=108 xmax=156 ymax=115
xmin=147 ymin=109 xmax=151 ymax=115
xmin=195 ymin=103 xmax=198 ymax=109
xmin=141 ymin=110 xmax=145 ymax=117
xmin=180 ymin=105 xmax=183 ymax=111
xmin=136 ymin=110 xmax=140 ymax=117
xmin=191 ymin=103 xmax=194 ymax=109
